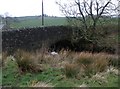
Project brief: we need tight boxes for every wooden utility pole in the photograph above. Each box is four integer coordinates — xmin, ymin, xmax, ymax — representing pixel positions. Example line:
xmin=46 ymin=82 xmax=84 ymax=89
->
xmin=42 ymin=0 xmax=44 ymax=26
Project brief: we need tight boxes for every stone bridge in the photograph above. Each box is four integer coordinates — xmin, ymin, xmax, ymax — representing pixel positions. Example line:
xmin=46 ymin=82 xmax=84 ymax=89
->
xmin=2 ymin=26 xmax=73 ymax=53
xmin=2 ymin=26 xmax=116 ymax=54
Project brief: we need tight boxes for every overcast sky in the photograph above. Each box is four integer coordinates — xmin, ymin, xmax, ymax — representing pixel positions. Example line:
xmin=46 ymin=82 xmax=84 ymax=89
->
xmin=0 ymin=0 xmax=119 ymax=17
xmin=0 ymin=0 xmax=63 ymax=17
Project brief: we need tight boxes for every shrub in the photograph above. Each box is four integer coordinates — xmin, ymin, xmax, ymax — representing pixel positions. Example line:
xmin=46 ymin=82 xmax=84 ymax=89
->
xmin=14 ymin=50 xmax=42 ymax=73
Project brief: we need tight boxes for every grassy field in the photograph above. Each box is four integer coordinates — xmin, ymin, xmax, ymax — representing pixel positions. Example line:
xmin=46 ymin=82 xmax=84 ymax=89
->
xmin=2 ymin=50 xmax=119 ymax=88
xmin=9 ymin=17 xmax=67 ymax=29
xmin=6 ymin=16 xmax=118 ymax=29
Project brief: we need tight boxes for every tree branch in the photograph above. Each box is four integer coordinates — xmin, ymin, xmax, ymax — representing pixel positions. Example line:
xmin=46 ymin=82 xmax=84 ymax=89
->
xmin=75 ymin=0 xmax=88 ymax=30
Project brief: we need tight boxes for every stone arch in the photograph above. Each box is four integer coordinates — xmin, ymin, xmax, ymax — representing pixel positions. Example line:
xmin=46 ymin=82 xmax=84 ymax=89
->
xmin=50 ymin=39 xmax=74 ymax=52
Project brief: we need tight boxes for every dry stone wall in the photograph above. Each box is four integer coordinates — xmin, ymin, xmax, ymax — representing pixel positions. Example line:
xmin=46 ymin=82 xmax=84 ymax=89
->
xmin=2 ymin=26 xmax=116 ymax=54
xmin=2 ymin=26 xmax=72 ymax=53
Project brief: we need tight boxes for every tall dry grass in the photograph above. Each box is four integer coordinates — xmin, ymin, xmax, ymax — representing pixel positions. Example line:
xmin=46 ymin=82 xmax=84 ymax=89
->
xmin=31 ymin=81 xmax=54 ymax=87
xmin=14 ymin=49 xmax=43 ymax=73
xmin=60 ymin=51 xmax=117 ymax=78
xmin=13 ymin=48 xmax=118 ymax=77
xmin=64 ymin=63 xmax=79 ymax=78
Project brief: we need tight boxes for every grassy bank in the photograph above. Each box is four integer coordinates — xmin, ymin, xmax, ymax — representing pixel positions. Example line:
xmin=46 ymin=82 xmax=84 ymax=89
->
xmin=2 ymin=50 xmax=119 ymax=88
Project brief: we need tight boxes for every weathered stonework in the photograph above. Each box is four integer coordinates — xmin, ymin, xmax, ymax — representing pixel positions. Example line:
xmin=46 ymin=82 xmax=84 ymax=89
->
xmin=2 ymin=26 xmax=72 ymax=53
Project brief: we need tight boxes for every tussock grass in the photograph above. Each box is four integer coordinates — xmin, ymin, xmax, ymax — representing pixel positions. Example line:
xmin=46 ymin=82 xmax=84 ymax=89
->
xmin=64 ymin=63 xmax=79 ymax=78
xmin=14 ymin=49 xmax=43 ymax=73
xmin=2 ymin=48 xmax=119 ymax=87
xmin=12 ymin=49 xmax=119 ymax=77
xmin=60 ymin=51 xmax=117 ymax=78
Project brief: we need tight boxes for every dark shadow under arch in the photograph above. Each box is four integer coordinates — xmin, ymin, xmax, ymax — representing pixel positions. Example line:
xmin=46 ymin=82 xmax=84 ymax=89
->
xmin=50 ymin=39 xmax=74 ymax=52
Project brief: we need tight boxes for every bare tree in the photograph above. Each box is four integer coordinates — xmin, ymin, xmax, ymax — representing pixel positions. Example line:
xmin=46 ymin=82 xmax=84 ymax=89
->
xmin=56 ymin=0 xmax=119 ymax=41
xmin=56 ymin=0 xmax=119 ymax=52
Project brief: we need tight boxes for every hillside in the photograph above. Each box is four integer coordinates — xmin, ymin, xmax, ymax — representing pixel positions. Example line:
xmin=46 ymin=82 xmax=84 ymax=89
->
xmin=8 ymin=16 xmax=67 ymax=29
xmin=2 ymin=16 xmax=118 ymax=30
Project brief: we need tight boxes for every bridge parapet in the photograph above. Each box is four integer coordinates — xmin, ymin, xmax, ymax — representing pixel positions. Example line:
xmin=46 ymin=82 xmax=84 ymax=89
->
xmin=2 ymin=26 xmax=72 ymax=53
